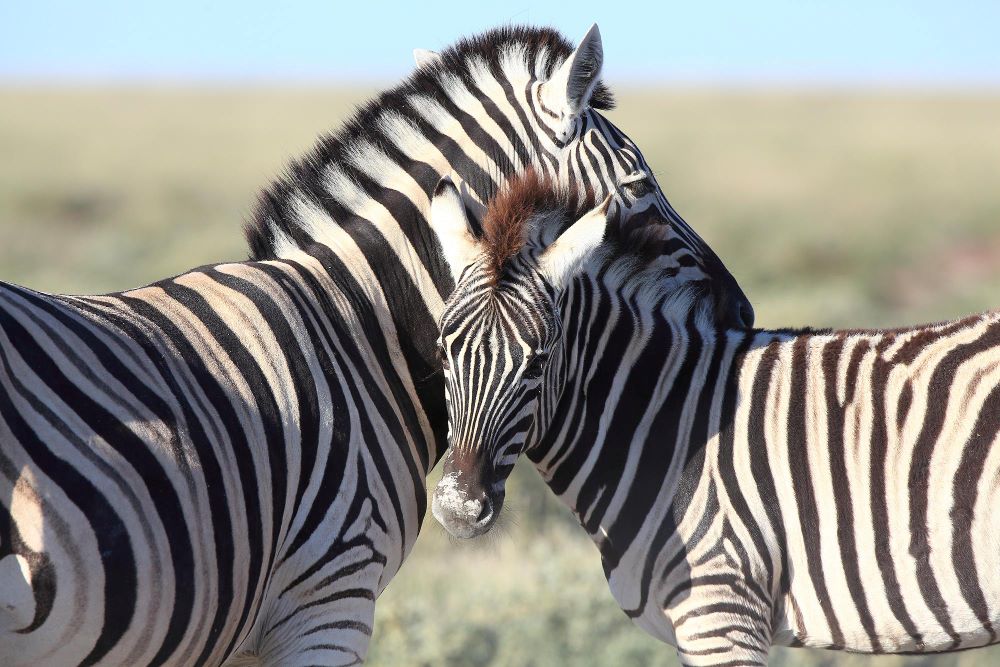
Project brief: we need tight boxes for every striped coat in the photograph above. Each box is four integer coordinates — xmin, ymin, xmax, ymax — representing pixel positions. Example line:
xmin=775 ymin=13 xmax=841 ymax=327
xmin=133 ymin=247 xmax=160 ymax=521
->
xmin=429 ymin=172 xmax=1000 ymax=666
xmin=1 ymin=25 xmax=752 ymax=666
xmin=0 ymin=256 xmax=435 ymax=665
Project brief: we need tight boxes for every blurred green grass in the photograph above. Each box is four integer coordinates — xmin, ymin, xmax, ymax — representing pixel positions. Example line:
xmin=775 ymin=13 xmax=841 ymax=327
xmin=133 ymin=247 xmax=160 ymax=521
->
xmin=2 ymin=86 xmax=1000 ymax=666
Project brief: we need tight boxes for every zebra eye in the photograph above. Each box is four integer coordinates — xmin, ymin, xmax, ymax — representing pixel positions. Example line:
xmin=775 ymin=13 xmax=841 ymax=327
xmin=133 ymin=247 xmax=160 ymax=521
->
xmin=624 ymin=177 xmax=652 ymax=198
xmin=437 ymin=342 xmax=450 ymax=371
xmin=524 ymin=353 xmax=547 ymax=380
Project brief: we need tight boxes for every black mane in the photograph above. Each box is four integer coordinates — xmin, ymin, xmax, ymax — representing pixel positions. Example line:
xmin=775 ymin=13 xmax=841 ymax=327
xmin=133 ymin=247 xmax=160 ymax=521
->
xmin=244 ymin=25 xmax=614 ymax=261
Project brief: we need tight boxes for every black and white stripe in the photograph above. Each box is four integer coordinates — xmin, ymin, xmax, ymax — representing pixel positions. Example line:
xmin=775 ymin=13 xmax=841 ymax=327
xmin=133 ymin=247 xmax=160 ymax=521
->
xmin=431 ymin=175 xmax=1000 ymax=666
xmin=1 ymin=25 xmax=751 ymax=666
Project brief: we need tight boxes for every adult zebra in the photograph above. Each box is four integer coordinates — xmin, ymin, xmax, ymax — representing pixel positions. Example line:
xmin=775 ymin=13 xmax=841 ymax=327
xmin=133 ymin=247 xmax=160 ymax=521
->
xmin=429 ymin=170 xmax=1000 ymax=666
xmin=0 ymin=25 xmax=753 ymax=667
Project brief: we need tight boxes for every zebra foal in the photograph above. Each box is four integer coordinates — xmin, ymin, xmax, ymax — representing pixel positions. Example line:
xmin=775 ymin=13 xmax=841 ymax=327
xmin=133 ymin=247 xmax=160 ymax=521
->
xmin=429 ymin=169 xmax=1000 ymax=666
xmin=0 ymin=24 xmax=753 ymax=666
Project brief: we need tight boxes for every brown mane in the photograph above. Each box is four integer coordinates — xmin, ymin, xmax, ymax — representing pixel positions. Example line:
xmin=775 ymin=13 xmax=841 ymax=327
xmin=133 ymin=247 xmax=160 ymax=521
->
xmin=480 ymin=168 xmax=595 ymax=280
xmin=479 ymin=169 xmax=668 ymax=285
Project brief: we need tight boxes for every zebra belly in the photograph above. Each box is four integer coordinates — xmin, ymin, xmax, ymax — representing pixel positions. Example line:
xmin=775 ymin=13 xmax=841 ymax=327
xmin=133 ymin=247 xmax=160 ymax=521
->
xmin=775 ymin=475 xmax=1000 ymax=654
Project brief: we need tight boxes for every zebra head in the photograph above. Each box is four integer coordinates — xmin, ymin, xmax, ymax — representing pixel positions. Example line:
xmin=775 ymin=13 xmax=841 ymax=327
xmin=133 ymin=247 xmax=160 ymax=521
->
xmin=409 ymin=24 xmax=754 ymax=332
xmin=428 ymin=169 xmax=705 ymax=538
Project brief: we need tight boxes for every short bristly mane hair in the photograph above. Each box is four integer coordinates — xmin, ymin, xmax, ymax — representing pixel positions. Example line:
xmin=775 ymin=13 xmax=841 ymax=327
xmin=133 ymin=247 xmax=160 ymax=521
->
xmin=479 ymin=168 xmax=593 ymax=280
xmin=244 ymin=25 xmax=615 ymax=261
xmin=480 ymin=169 xmax=669 ymax=286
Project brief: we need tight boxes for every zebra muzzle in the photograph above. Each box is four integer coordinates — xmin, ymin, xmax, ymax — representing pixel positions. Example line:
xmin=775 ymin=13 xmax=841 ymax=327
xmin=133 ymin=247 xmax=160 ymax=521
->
xmin=431 ymin=453 xmax=503 ymax=538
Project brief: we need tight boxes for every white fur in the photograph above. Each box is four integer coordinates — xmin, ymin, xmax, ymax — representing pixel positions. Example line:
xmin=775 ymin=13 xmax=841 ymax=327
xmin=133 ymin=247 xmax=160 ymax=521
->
xmin=429 ymin=177 xmax=480 ymax=283
xmin=412 ymin=48 xmax=441 ymax=68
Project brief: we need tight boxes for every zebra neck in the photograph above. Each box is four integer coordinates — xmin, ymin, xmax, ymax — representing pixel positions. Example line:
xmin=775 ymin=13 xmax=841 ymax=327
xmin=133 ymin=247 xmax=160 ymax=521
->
xmin=526 ymin=305 xmax=740 ymax=557
xmin=525 ymin=314 xmax=865 ymax=555
xmin=287 ymin=234 xmax=448 ymax=476
xmin=251 ymin=114 xmax=541 ymax=471
xmin=530 ymin=306 xmax=1000 ymax=573
xmin=254 ymin=151 xmax=471 ymax=471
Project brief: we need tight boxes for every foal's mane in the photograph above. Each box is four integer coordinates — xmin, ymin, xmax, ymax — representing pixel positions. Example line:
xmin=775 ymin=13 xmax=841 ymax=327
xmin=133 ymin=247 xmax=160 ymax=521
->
xmin=481 ymin=169 xmax=669 ymax=283
xmin=480 ymin=168 xmax=592 ymax=280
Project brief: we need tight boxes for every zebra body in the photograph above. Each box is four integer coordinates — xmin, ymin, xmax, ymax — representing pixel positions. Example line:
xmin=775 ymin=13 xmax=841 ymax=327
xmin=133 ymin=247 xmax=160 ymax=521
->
xmin=429 ymin=172 xmax=1000 ymax=665
xmin=1 ymin=25 xmax=752 ymax=666
xmin=0 ymin=256 xmax=431 ymax=666
xmin=560 ymin=314 xmax=1000 ymax=660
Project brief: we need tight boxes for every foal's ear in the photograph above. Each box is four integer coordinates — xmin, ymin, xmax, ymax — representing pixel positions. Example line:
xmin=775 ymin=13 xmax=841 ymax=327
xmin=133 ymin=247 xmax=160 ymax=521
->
xmin=537 ymin=194 xmax=613 ymax=289
xmin=413 ymin=48 xmax=441 ymax=68
xmin=430 ymin=177 xmax=481 ymax=283
xmin=540 ymin=23 xmax=604 ymax=118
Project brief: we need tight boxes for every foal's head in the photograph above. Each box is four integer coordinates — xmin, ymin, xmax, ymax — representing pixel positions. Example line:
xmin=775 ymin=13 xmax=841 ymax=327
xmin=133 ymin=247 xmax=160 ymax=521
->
xmin=427 ymin=168 xmax=731 ymax=538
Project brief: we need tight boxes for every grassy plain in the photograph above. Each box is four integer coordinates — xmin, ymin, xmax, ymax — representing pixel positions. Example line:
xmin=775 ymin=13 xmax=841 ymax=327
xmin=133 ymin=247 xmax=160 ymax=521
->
xmin=2 ymin=86 xmax=999 ymax=666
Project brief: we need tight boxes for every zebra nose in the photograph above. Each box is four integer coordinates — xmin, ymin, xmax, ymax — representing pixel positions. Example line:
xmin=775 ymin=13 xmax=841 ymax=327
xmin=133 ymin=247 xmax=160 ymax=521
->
xmin=431 ymin=478 xmax=500 ymax=539
xmin=713 ymin=275 xmax=755 ymax=329
xmin=736 ymin=299 xmax=755 ymax=329
xmin=475 ymin=494 xmax=494 ymax=524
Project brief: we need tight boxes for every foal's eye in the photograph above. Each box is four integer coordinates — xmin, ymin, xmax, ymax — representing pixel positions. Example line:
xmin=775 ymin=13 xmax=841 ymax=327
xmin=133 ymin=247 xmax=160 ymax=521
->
xmin=625 ymin=178 xmax=652 ymax=198
xmin=524 ymin=354 xmax=547 ymax=380
xmin=437 ymin=342 xmax=450 ymax=371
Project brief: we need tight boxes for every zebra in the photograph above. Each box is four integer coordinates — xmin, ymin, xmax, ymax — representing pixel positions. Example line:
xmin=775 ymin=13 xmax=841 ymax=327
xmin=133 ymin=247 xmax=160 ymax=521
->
xmin=0 ymin=24 xmax=754 ymax=666
xmin=428 ymin=168 xmax=1000 ymax=666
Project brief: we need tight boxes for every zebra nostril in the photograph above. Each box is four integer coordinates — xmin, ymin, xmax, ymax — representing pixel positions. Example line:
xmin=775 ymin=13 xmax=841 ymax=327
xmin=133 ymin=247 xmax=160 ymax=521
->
xmin=475 ymin=495 xmax=493 ymax=524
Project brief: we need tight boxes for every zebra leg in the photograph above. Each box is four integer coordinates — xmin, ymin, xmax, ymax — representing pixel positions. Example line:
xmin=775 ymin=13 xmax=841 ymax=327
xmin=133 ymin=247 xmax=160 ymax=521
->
xmin=226 ymin=582 xmax=378 ymax=667
xmin=226 ymin=600 xmax=376 ymax=667
xmin=672 ymin=614 xmax=771 ymax=667
xmin=668 ymin=580 xmax=773 ymax=667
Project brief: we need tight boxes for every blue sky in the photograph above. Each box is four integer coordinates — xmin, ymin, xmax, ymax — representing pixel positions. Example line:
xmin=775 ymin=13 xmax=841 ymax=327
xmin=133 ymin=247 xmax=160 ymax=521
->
xmin=2 ymin=0 xmax=999 ymax=85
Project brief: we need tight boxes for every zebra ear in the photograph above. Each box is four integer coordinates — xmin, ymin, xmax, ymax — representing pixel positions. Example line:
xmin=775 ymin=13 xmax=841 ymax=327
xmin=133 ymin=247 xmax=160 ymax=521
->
xmin=413 ymin=48 xmax=442 ymax=68
xmin=541 ymin=23 xmax=604 ymax=117
xmin=430 ymin=177 xmax=481 ymax=283
xmin=537 ymin=194 xmax=613 ymax=290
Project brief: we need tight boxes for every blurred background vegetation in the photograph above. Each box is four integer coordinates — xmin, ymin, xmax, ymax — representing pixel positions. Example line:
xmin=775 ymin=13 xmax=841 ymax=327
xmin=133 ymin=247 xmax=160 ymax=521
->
xmin=2 ymin=87 xmax=1000 ymax=665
